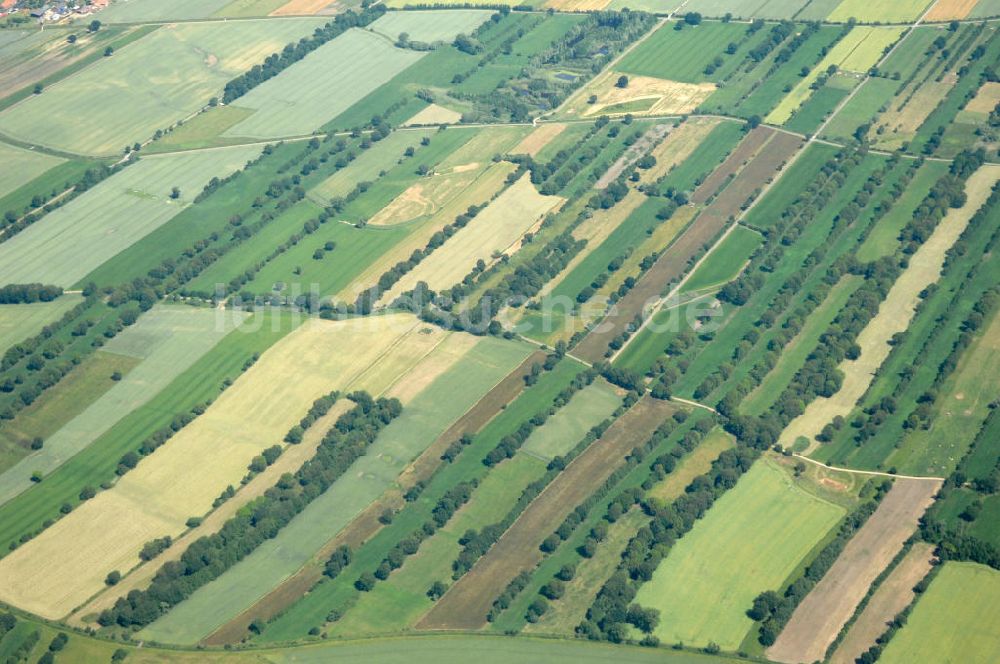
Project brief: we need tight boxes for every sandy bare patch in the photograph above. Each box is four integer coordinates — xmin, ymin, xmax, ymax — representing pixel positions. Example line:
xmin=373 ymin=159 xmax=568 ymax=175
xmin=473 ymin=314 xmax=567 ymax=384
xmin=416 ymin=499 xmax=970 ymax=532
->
xmin=368 ymin=168 xmax=480 ymax=227
xmin=581 ymin=73 xmax=716 ymax=118
xmin=403 ymin=103 xmax=463 ymax=127
xmin=768 ymin=479 xmax=941 ymax=664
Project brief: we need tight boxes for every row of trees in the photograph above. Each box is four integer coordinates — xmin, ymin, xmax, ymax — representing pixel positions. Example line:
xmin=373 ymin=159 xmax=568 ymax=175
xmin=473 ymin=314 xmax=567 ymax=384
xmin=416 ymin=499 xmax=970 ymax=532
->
xmin=750 ymin=479 xmax=891 ymax=645
xmin=98 ymin=392 xmax=400 ymax=628
xmin=0 ymin=283 xmax=62 ymax=304
xmin=580 ymin=443 xmax=758 ymax=642
xmin=221 ymin=6 xmax=387 ymax=103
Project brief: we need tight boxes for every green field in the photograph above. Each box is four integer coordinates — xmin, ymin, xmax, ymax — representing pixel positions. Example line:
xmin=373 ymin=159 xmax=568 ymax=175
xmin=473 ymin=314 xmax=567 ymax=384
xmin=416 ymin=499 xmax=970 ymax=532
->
xmin=784 ymin=84 xmax=850 ymax=135
xmin=0 ymin=349 xmax=138 ymax=474
xmin=0 ymin=306 xmax=244 ymax=506
xmin=680 ymin=226 xmax=762 ymax=295
xmin=0 ymin=616 xmax=744 ymax=664
xmin=658 ymin=121 xmax=745 ymax=194
xmin=224 ymin=29 xmax=426 ymax=140
xmin=97 ymin=0 xmax=233 ymax=22
xmin=0 ymin=142 xmax=63 ymax=199
xmin=520 ymin=380 xmax=620 ymax=460
xmin=634 ymin=459 xmax=845 ymax=649
xmin=822 ymin=77 xmax=901 ymax=141
xmin=616 ymin=21 xmax=750 ymax=84
xmin=0 ymin=19 xmax=323 ymax=155
xmin=881 ymin=563 xmax=1000 ymax=664
xmin=682 ymin=0 xmax=810 ymax=19
xmin=258 ymin=358 xmax=584 ymax=642
xmin=369 ymin=10 xmax=493 ymax=43
xmin=828 ymin=0 xmax=933 ymax=23
xmin=0 ymin=145 xmax=260 ymax=287
xmin=0 ymin=296 xmax=79 ymax=356
xmin=856 ymin=161 xmax=948 ymax=261
xmin=327 ymin=452 xmax=547 ymax=637
xmin=741 ymin=275 xmax=862 ymax=415
xmin=309 ymin=129 xmax=433 ymax=205
xmin=0 ymin=310 xmax=294 ymax=553
xmin=139 ymin=336 xmax=532 ymax=644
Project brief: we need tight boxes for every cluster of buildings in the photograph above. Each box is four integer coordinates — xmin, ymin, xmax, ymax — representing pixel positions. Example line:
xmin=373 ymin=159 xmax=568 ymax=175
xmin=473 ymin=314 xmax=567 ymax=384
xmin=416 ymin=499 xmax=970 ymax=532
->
xmin=0 ymin=0 xmax=109 ymax=23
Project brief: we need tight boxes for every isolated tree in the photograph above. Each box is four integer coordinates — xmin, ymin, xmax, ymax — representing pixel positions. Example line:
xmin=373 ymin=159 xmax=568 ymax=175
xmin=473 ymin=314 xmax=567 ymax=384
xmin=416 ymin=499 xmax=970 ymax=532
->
xmin=30 ymin=437 xmax=43 ymax=450
xmin=170 ymin=187 xmax=181 ymax=199
xmin=684 ymin=11 xmax=702 ymax=25
xmin=33 ymin=83 xmax=43 ymax=94
xmin=427 ymin=581 xmax=447 ymax=600
xmin=105 ymin=570 xmax=121 ymax=586
xmin=616 ymin=75 xmax=629 ymax=88
xmin=89 ymin=19 xmax=101 ymax=32
xmin=67 ymin=34 xmax=77 ymax=44
xmin=104 ymin=46 xmax=114 ymax=57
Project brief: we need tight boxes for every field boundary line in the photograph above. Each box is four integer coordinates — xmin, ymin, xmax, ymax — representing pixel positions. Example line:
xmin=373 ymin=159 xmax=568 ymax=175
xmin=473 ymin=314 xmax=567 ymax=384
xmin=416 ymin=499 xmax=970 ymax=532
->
xmin=791 ymin=454 xmax=945 ymax=482
xmin=609 ymin=129 xmax=807 ymax=364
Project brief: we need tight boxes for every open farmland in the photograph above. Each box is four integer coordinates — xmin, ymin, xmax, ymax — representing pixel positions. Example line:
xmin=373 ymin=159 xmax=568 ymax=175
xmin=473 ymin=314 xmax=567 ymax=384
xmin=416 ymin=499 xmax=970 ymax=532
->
xmin=634 ymin=459 xmax=845 ymax=650
xmin=1 ymin=1 xmax=998 ymax=660
xmin=308 ymin=129 xmax=433 ymax=205
xmin=0 ymin=19 xmax=324 ymax=154
xmin=379 ymin=174 xmax=563 ymax=299
xmin=0 ymin=305 xmax=244 ymax=505
xmin=0 ymin=314 xmax=433 ymax=618
xmin=224 ymin=29 xmax=426 ymax=139
xmin=0 ymin=296 xmax=79 ymax=357
xmin=0 ymin=142 xmax=63 ymax=199
xmin=827 ymin=0 xmax=933 ymax=22
xmin=786 ymin=165 xmax=1000 ymax=452
xmin=369 ymin=10 xmax=493 ymax=43
xmin=96 ymin=0 xmax=233 ymax=22
xmin=879 ymin=563 xmax=1000 ymax=664
xmin=137 ymin=332 xmax=531 ymax=644
xmin=766 ymin=478 xmax=941 ymax=664
xmin=767 ymin=26 xmax=904 ymax=125
xmin=830 ymin=543 xmax=937 ymax=664
xmin=520 ymin=381 xmax=621 ymax=460
xmin=419 ymin=397 xmax=675 ymax=629
xmin=0 ymin=145 xmax=260 ymax=287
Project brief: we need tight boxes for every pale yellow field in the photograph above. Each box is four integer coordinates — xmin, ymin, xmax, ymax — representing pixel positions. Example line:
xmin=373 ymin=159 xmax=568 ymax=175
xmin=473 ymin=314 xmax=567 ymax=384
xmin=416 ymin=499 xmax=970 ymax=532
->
xmin=788 ymin=165 xmax=1000 ymax=453
xmin=379 ymin=174 xmax=564 ymax=301
xmin=0 ymin=313 xmax=440 ymax=619
xmin=336 ymin=162 xmax=515 ymax=302
xmin=403 ymin=103 xmax=463 ymax=126
xmin=270 ymin=0 xmax=336 ymax=15
xmin=67 ymin=399 xmax=355 ymax=624
xmin=966 ymin=81 xmax=1000 ymax=114
xmin=70 ymin=318 xmax=476 ymax=623
xmin=511 ymin=123 xmax=568 ymax=157
xmin=768 ymin=27 xmax=904 ymax=124
xmin=641 ymin=118 xmax=723 ymax=183
xmin=544 ymin=0 xmax=611 ymax=9
xmin=872 ymin=77 xmax=955 ymax=149
xmin=369 ymin=167 xmax=484 ymax=227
